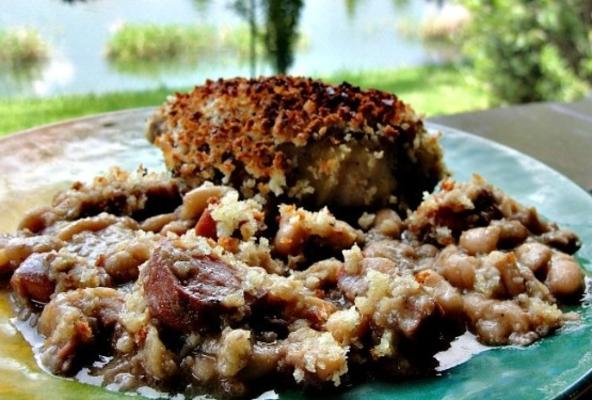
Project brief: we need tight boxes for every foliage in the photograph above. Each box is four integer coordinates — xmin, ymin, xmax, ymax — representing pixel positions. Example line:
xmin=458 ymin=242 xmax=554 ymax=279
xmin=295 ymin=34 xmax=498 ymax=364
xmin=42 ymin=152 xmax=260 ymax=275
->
xmin=0 ymin=64 xmax=490 ymax=136
xmin=105 ymin=23 xmax=278 ymax=76
xmin=219 ymin=25 xmax=265 ymax=61
xmin=0 ymin=28 xmax=50 ymax=68
xmin=230 ymin=0 xmax=304 ymax=74
xmin=461 ymin=0 xmax=592 ymax=104
xmin=107 ymin=1 xmax=304 ymax=76
xmin=105 ymin=24 xmax=216 ymax=65
xmin=420 ymin=5 xmax=471 ymax=44
xmin=191 ymin=0 xmax=210 ymax=13
xmin=345 ymin=0 xmax=411 ymax=19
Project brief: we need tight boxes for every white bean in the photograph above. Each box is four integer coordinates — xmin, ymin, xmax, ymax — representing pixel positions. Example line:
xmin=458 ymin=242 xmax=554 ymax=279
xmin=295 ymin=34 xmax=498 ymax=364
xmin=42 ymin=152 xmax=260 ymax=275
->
xmin=545 ymin=254 xmax=584 ymax=298
xmin=439 ymin=251 xmax=477 ymax=290
xmin=179 ymin=184 xmax=232 ymax=220
xmin=459 ymin=226 xmax=501 ymax=255
xmin=515 ymin=242 xmax=551 ymax=272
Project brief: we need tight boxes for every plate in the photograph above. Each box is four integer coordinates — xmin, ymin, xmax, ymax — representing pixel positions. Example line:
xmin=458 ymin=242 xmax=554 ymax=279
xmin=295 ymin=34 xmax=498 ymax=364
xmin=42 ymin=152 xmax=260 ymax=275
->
xmin=0 ymin=110 xmax=591 ymax=400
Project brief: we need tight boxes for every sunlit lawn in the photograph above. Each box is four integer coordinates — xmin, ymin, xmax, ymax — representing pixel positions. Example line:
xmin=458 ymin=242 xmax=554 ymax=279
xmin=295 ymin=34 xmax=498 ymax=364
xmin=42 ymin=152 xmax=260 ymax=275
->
xmin=0 ymin=64 xmax=490 ymax=136
xmin=328 ymin=64 xmax=489 ymax=116
xmin=0 ymin=88 xmax=174 ymax=136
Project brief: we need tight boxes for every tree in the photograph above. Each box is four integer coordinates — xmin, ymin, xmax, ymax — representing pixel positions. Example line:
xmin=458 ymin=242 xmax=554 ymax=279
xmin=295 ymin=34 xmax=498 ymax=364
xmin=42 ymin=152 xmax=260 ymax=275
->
xmin=462 ymin=0 xmax=591 ymax=104
xmin=231 ymin=0 xmax=303 ymax=75
xmin=261 ymin=0 xmax=303 ymax=74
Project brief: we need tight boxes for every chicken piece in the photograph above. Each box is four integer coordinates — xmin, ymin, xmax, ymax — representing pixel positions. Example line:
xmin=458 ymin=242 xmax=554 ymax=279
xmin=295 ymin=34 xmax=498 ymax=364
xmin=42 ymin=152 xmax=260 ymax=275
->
xmin=147 ymin=76 xmax=446 ymax=210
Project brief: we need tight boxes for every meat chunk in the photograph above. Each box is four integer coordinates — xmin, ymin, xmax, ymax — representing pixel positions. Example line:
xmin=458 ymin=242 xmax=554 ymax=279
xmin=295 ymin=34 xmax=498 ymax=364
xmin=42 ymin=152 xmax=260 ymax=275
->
xmin=355 ymin=270 xmax=437 ymax=339
xmin=19 ymin=167 xmax=182 ymax=232
xmin=56 ymin=217 xmax=157 ymax=284
xmin=540 ymin=229 xmax=581 ymax=254
xmin=194 ymin=209 xmax=217 ymax=239
xmin=11 ymin=252 xmax=56 ymax=304
xmin=144 ymin=241 xmax=248 ymax=331
xmin=147 ymin=76 xmax=446 ymax=209
xmin=407 ymin=175 xmax=580 ymax=253
xmin=0 ymin=235 xmax=64 ymax=274
xmin=38 ymin=287 xmax=123 ymax=373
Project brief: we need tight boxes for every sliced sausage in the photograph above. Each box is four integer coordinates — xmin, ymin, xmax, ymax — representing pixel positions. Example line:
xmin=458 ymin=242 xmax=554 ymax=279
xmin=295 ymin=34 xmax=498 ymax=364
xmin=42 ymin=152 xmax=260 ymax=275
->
xmin=144 ymin=242 xmax=246 ymax=331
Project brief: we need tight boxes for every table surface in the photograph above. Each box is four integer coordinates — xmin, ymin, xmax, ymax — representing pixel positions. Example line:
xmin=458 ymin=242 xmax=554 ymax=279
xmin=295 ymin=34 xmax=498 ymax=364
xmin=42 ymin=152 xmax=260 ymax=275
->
xmin=430 ymin=96 xmax=592 ymax=194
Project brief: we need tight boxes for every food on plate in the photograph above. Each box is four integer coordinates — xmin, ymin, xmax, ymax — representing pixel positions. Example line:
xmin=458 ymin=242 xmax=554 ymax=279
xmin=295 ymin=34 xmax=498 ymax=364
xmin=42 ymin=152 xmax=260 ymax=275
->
xmin=1 ymin=169 xmax=584 ymax=398
xmin=0 ymin=77 xmax=586 ymax=398
xmin=147 ymin=76 xmax=446 ymax=209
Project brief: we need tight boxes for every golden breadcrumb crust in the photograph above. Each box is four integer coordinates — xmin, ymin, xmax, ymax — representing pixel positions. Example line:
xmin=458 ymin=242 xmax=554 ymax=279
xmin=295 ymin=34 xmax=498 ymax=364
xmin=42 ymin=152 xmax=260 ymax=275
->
xmin=147 ymin=76 xmax=446 ymax=208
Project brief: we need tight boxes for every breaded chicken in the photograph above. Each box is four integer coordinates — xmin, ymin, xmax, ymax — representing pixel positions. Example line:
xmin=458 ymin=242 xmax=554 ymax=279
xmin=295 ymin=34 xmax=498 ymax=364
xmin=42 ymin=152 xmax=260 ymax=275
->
xmin=147 ymin=76 xmax=446 ymax=210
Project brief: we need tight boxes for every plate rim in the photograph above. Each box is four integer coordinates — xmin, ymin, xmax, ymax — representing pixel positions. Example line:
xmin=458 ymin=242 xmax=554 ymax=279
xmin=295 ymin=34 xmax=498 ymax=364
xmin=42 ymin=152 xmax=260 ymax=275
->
xmin=428 ymin=122 xmax=590 ymax=200
xmin=431 ymin=122 xmax=592 ymax=400
xmin=0 ymin=106 xmax=155 ymax=145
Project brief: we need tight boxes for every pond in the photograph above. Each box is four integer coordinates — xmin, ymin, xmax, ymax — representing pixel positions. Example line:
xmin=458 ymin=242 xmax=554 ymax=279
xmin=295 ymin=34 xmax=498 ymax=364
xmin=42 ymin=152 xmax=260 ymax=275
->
xmin=0 ymin=0 xmax=454 ymax=98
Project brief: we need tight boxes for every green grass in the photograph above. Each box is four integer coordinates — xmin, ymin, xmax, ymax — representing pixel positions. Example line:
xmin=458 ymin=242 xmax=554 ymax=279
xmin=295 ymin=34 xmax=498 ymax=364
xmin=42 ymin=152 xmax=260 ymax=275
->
xmin=0 ymin=88 xmax=178 ymax=136
xmin=0 ymin=64 xmax=490 ymax=136
xmin=326 ymin=64 xmax=489 ymax=116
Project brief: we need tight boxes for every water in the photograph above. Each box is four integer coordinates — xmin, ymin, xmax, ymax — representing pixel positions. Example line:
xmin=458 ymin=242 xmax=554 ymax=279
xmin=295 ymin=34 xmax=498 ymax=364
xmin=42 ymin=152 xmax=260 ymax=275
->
xmin=0 ymin=0 xmax=450 ymax=98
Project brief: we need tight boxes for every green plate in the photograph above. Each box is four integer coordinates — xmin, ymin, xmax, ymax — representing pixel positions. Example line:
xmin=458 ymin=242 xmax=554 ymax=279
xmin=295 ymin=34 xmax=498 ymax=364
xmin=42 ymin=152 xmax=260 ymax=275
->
xmin=0 ymin=111 xmax=590 ymax=400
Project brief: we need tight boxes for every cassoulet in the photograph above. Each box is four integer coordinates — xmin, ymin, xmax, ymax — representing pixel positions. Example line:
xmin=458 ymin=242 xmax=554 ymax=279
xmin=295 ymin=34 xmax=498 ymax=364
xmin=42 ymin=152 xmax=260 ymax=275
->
xmin=0 ymin=77 xmax=585 ymax=399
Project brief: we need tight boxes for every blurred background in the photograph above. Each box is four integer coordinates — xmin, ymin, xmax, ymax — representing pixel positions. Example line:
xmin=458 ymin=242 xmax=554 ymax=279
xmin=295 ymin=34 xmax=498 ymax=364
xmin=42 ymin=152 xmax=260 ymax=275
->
xmin=0 ymin=0 xmax=590 ymax=135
